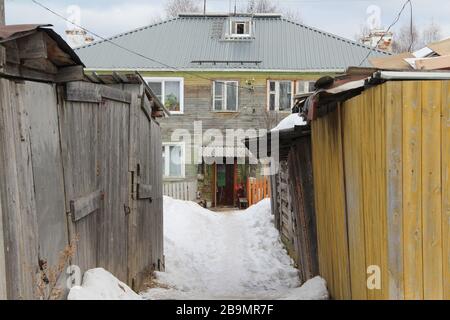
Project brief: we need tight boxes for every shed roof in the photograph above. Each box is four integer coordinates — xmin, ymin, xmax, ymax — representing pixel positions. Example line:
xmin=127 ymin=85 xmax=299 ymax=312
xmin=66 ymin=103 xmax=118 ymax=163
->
xmin=75 ymin=14 xmax=389 ymax=72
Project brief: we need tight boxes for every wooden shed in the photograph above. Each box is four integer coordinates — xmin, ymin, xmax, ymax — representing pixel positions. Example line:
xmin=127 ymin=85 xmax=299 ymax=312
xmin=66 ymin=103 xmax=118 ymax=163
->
xmin=305 ymin=69 xmax=450 ymax=300
xmin=0 ymin=25 xmax=166 ymax=299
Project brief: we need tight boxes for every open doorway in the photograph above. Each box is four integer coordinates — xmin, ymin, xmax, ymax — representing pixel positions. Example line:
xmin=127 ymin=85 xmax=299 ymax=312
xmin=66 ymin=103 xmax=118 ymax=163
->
xmin=216 ymin=163 xmax=236 ymax=207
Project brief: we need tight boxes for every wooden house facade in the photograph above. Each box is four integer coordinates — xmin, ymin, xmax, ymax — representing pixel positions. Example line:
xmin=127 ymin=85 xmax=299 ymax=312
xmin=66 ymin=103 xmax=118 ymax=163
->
xmin=75 ymin=13 xmax=387 ymax=207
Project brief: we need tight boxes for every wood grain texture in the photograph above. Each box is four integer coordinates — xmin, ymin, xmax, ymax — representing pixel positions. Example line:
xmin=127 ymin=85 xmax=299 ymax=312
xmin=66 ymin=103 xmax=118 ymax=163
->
xmin=442 ymin=81 xmax=450 ymax=300
xmin=402 ymin=81 xmax=423 ymax=300
xmin=0 ymin=79 xmax=40 ymax=299
xmin=384 ymin=81 xmax=404 ymax=300
xmin=311 ymin=106 xmax=351 ymax=300
xmin=70 ymin=190 xmax=102 ymax=222
xmin=341 ymin=95 xmax=367 ymax=300
xmin=421 ymin=81 xmax=443 ymax=299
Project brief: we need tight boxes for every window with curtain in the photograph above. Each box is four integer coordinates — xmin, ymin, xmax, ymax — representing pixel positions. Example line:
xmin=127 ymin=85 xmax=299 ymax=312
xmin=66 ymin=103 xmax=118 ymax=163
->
xmin=213 ymin=81 xmax=239 ymax=111
xmin=268 ymin=80 xmax=293 ymax=111
xmin=162 ymin=143 xmax=185 ymax=178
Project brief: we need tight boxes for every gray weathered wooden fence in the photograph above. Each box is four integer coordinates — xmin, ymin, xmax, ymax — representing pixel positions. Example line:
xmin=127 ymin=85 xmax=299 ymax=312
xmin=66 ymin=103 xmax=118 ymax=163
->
xmin=0 ymin=78 xmax=164 ymax=299
xmin=163 ymin=179 xmax=198 ymax=201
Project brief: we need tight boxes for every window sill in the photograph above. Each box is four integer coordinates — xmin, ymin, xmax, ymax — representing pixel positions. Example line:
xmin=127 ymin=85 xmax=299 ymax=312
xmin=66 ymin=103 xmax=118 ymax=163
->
xmin=163 ymin=177 xmax=186 ymax=181
xmin=211 ymin=110 xmax=240 ymax=114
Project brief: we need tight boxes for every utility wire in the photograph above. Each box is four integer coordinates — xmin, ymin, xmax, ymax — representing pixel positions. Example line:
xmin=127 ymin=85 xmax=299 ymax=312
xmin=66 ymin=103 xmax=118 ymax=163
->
xmin=32 ymin=0 xmax=252 ymax=92
xmin=358 ymin=0 xmax=413 ymax=67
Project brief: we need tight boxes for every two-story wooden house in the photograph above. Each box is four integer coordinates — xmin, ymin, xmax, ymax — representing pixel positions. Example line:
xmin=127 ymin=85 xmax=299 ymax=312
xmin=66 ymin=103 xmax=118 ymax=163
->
xmin=76 ymin=13 xmax=387 ymax=208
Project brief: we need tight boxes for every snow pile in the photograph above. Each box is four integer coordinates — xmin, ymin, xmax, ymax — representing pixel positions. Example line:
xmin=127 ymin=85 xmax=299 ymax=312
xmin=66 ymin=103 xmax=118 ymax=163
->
xmin=271 ymin=114 xmax=306 ymax=132
xmin=68 ymin=268 xmax=142 ymax=300
xmin=143 ymin=197 xmax=328 ymax=300
xmin=278 ymin=277 xmax=329 ymax=300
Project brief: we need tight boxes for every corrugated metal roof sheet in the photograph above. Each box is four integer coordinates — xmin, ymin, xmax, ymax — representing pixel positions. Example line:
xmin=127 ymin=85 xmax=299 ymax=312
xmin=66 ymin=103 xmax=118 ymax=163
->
xmin=75 ymin=15 xmax=389 ymax=71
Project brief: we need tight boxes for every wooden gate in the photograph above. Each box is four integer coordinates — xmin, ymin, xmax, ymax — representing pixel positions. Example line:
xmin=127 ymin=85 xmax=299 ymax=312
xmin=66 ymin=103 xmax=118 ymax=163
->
xmin=127 ymin=93 xmax=164 ymax=289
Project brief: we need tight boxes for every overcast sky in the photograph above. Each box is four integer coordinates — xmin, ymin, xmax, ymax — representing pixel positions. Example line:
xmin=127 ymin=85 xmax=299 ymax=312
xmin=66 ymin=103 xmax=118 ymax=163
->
xmin=5 ymin=0 xmax=450 ymax=42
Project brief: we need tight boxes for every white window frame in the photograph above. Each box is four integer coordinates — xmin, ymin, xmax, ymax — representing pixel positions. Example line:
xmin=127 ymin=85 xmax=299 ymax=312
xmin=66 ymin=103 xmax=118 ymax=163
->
xmin=296 ymin=80 xmax=316 ymax=94
xmin=229 ymin=20 xmax=252 ymax=37
xmin=162 ymin=142 xmax=186 ymax=178
xmin=212 ymin=80 xmax=239 ymax=112
xmin=267 ymin=80 xmax=295 ymax=111
xmin=145 ymin=77 xmax=184 ymax=115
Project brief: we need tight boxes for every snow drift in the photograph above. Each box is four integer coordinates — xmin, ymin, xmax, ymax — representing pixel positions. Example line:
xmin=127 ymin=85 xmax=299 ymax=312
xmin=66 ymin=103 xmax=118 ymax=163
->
xmin=68 ymin=197 xmax=328 ymax=300
xmin=143 ymin=197 xmax=328 ymax=300
xmin=68 ymin=268 xmax=142 ymax=300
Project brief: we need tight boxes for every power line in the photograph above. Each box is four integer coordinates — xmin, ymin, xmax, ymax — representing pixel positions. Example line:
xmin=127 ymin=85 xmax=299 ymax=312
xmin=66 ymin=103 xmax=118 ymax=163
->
xmin=31 ymin=0 xmax=251 ymax=92
xmin=358 ymin=0 xmax=413 ymax=66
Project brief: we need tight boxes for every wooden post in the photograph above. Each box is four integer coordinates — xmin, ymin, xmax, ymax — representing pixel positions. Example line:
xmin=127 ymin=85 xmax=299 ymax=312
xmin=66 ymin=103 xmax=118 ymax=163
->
xmin=0 ymin=0 xmax=4 ymax=26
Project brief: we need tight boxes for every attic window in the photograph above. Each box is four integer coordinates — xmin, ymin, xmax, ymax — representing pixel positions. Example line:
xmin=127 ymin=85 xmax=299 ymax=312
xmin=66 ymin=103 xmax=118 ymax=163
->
xmin=231 ymin=21 xmax=251 ymax=37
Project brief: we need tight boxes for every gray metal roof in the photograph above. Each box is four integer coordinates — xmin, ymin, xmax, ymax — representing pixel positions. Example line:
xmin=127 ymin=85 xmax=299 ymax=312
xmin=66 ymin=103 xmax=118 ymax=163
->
xmin=75 ymin=14 xmax=389 ymax=72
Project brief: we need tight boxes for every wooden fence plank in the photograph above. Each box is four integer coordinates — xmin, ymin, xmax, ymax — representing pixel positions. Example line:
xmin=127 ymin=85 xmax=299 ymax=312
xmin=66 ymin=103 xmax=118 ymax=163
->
xmin=341 ymin=95 xmax=367 ymax=300
xmin=385 ymin=81 xmax=404 ymax=300
xmin=403 ymin=81 xmax=424 ymax=300
xmin=421 ymin=81 xmax=443 ymax=299
xmin=443 ymin=81 xmax=450 ymax=300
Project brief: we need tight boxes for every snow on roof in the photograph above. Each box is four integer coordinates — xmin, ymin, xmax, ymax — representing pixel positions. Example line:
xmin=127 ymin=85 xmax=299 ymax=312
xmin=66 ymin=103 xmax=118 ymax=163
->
xmin=271 ymin=114 xmax=306 ymax=132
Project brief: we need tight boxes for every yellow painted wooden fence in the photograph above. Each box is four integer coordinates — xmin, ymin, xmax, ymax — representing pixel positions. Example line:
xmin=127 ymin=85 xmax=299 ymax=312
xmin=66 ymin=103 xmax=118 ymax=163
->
xmin=247 ymin=177 xmax=271 ymax=207
xmin=311 ymin=81 xmax=449 ymax=300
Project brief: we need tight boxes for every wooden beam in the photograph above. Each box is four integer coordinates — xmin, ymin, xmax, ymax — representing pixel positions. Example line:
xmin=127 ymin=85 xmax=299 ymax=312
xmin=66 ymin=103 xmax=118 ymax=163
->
xmin=70 ymin=190 xmax=103 ymax=222
xmin=113 ymin=72 xmax=129 ymax=83
xmin=65 ymin=81 xmax=132 ymax=104
xmin=2 ymin=62 xmax=55 ymax=82
xmin=65 ymin=81 xmax=102 ymax=103
xmin=137 ymin=184 xmax=152 ymax=200
xmin=55 ymin=65 xmax=85 ymax=83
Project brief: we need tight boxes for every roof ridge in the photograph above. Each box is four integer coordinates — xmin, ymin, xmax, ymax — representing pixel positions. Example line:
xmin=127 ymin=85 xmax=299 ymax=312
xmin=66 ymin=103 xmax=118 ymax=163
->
xmin=281 ymin=18 xmax=390 ymax=56
xmin=74 ymin=17 xmax=180 ymax=51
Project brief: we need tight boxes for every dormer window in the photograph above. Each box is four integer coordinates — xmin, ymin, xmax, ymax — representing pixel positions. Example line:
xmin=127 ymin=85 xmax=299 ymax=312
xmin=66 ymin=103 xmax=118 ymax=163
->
xmin=229 ymin=19 xmax=252 ymax=38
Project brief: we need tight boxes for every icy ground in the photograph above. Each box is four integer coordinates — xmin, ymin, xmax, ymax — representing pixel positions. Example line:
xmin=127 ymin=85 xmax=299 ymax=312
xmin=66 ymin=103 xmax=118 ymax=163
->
xmin=68 ymin=197 xmax=328 ymax=300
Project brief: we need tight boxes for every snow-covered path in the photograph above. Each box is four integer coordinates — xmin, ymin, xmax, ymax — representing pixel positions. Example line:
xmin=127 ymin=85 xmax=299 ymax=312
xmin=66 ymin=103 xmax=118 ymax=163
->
xmin=142 ymin=197 xmax=328 ymax=300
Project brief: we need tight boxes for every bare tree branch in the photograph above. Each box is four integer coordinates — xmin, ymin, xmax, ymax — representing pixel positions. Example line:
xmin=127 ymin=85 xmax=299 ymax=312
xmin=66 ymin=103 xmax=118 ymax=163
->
xmin=165 ymin=0 xmax=201 ymax=18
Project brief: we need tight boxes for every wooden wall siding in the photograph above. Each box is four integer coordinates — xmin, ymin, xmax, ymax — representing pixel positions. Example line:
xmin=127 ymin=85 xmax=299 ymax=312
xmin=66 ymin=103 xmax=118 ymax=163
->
xmin=140 ymin=71 xmax=327 ymax=184
xmin=0 ymin=79 xmax=40 ymax=299
xmin=443 ymin=81 xmax=450 ymax=300
xmin=163 ymin=180 xmax=198 ymax=201
xmin=287 ymin=138 xmax=319 ymax=284
xmin=59 ymin=100 xmax=100 ymax=276
xmin=23 ymin=83 xmax=68 ymax=277
xmin=275 ymin=161 xmax=295 ymax=250
xmin=311 ymin=81 xmax=449 ymax=300
xmin=0 ymin=79 xmax=164 ymax=299
xmin=312 ymin=106 xmax=352 ymax=300
xmin=270 ymin=135 xmax=319 ymax=285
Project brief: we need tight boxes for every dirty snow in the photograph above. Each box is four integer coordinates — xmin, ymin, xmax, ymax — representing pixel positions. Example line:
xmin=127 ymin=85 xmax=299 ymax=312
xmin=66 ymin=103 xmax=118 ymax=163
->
xmin=68 ymin=268 xmax=142 ymax=300
xmin=142 ymin=197 xmax=328 ymax=300
xmin=271 ymin=114 xmax=306 ymax=132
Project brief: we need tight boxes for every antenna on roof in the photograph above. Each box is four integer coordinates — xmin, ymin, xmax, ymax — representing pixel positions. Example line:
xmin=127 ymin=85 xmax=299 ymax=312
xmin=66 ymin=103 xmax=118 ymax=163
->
xmin=203 ymin=0 xmax=206 ymax=15
xmin=234 ymin=0 xmax=237 ymax=15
